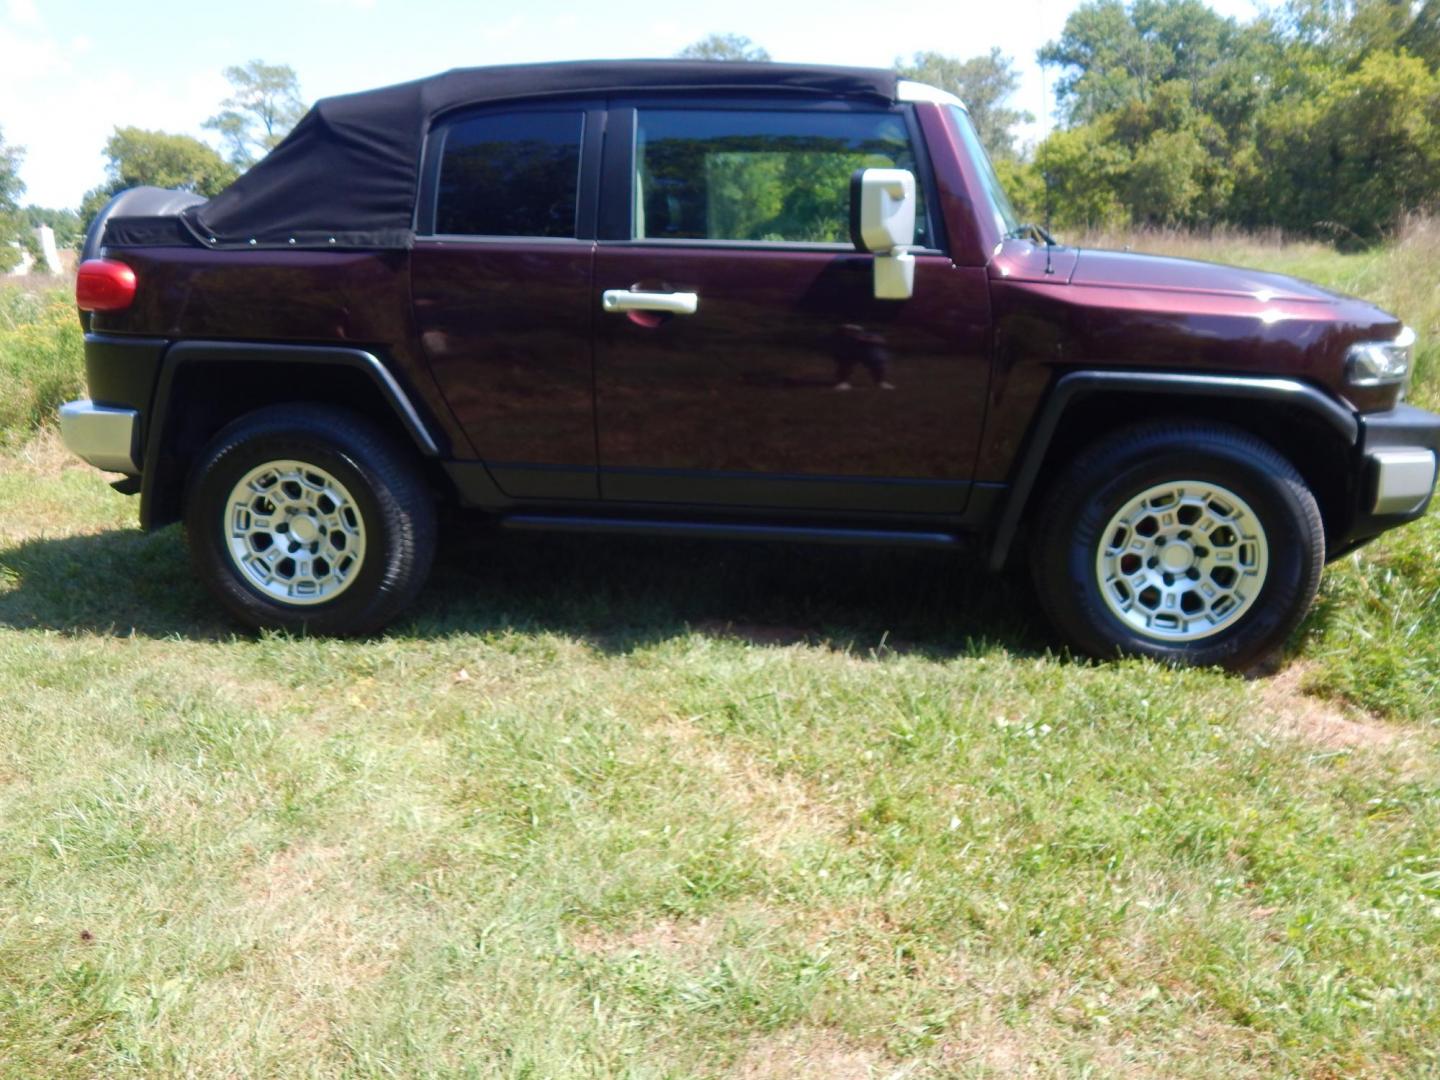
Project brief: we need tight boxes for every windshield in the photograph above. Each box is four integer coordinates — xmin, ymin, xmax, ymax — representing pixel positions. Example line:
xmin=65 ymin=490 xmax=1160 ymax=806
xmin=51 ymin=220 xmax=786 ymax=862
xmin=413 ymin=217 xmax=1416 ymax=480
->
xmin=946 ymin=105 xmax=1020 ymax=240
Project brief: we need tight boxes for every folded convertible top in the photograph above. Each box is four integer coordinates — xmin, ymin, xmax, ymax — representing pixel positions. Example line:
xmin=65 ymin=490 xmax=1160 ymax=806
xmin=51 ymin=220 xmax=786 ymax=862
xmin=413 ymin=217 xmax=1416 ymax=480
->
xmin=180 ymin=60 xmax=900 ymax=251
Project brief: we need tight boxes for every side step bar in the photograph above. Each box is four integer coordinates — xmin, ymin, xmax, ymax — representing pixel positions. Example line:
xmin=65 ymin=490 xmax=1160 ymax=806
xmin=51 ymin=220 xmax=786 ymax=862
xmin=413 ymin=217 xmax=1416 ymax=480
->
xmin=498 ymin=514 xmax=961 ymax=549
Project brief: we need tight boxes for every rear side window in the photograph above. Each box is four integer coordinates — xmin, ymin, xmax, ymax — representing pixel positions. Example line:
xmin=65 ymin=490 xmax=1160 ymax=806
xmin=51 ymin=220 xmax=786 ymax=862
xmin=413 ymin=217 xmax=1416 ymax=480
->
xmin=435 ymin=111 xmax=583 ymax=237
xmin=634 ymin=109 xmax=928 ymax=246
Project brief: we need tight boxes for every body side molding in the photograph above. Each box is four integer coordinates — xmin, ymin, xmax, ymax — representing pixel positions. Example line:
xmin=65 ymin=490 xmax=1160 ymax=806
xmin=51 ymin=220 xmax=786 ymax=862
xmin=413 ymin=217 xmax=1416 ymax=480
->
xmin=987 ymin=370 xmax=1360 ymax=570
xmin=501 ymin=514 xmax=961 ymax=548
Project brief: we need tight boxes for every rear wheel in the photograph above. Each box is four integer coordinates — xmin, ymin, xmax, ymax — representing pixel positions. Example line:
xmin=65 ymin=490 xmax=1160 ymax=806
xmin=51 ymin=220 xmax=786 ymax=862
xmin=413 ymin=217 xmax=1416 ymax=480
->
xmin=185 ymin=405 xmax=436 ymax=635
xmin=1031 ymin=422 xmax=1324 ymax=670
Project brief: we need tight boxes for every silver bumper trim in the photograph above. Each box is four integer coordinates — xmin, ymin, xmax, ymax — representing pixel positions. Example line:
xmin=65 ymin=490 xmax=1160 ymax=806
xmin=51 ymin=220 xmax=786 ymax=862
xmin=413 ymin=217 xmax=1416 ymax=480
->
xmin=1370 ymin=448 xmax=1436 ymax=515
xmin=59 ymin=400 xmax=140 ymax=474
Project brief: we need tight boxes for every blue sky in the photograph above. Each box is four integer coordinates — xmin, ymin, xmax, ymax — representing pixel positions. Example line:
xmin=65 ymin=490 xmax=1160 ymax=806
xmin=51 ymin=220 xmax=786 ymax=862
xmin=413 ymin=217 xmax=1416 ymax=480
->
xmin=0 ymin=0 xmax=1260 ymax=209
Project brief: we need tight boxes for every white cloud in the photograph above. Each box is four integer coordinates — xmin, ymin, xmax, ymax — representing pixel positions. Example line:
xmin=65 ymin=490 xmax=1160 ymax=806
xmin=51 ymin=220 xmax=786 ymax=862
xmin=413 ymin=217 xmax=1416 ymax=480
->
xmin=5 ymin=0 xmax=40 ymax=29
xmin=0 ymin=17 xmax=233 ymax=208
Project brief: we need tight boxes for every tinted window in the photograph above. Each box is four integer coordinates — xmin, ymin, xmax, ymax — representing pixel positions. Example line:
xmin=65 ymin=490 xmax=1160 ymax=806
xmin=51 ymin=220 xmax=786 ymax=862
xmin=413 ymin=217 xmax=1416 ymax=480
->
xmin=436 ymin=111 xmax=583 ymax=237
xmin=635 ymin=109 xmax=928 ymax=246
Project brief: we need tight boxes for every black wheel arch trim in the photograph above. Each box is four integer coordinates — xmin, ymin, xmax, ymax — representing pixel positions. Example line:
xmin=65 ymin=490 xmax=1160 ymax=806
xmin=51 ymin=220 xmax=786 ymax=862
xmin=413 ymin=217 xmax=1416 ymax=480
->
xmin=987 ymin=370 xmax=1359 ymax=570
xmin=140 ymin=339 xmax=443 ymax=529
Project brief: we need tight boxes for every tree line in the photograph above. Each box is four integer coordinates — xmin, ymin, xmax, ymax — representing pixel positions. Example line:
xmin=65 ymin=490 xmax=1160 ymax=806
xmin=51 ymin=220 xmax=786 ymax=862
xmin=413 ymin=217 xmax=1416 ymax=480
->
xmin=686 ymin=8 xmax=1440 ymax=244
xmin=1020 ymin=0 xmax=1440 ymax=242
xmin=3 ymin=8 xmax=1436 ymax=273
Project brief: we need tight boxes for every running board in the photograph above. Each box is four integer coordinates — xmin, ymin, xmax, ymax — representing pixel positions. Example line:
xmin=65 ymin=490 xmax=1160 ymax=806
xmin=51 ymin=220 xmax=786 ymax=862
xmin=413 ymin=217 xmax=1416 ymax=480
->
xmin=498 ymin=514 xmax=961 ymax=549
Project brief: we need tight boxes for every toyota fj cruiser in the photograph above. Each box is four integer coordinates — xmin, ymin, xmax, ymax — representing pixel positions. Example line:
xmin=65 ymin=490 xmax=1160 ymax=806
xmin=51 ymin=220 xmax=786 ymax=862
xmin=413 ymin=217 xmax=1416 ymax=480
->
xmin=61 ymin=60 xmax=1439 ymax=668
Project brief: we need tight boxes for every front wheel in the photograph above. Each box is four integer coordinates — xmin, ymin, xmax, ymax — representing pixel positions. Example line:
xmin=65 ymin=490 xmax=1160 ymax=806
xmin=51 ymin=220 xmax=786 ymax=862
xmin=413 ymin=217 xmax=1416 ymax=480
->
xmin=185 ymin=405 xmax=437 ymax=636
xmin=1030 ymin=422 xmax=1325 ymax=671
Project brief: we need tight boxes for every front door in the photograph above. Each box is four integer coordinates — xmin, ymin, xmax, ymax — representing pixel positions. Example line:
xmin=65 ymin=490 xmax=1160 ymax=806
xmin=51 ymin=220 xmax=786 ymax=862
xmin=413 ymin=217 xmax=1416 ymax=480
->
xmin=592 ymin=102 xmax=991 ymax=514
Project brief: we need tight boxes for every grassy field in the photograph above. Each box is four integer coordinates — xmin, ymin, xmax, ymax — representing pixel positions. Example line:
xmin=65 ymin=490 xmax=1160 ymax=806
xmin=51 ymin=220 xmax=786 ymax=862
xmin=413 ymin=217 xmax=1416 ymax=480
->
xmin=0 ymin=230 xmax=1437 ymax=1078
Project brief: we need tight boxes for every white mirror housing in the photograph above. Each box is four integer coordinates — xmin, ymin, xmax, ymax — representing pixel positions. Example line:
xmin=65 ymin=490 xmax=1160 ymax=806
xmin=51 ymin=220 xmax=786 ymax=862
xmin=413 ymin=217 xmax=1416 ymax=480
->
xmin=873 ymin=249 xmax=915 ymax=300
xmin=850 ymin=168 xmax=916 ymax=254
xmin=850 ymin=168 xmax=918 ymax=300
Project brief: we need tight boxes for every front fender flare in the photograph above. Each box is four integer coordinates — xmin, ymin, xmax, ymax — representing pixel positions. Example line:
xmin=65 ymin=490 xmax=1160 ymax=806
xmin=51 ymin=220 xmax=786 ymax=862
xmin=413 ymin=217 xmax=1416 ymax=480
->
xmin=987 ymin=371 xmax=1359 ymax=570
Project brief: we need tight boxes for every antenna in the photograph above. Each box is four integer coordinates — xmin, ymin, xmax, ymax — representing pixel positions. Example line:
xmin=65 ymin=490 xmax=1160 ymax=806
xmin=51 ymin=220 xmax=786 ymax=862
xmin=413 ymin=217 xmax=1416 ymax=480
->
xmin=1040 ymin=52 xmax=1056 ymax=276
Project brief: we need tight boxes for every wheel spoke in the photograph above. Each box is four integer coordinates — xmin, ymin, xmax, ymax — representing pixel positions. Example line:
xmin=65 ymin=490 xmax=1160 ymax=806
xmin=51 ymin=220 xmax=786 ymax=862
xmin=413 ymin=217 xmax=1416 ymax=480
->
xmin=223 ymin=459 xmax=367 ymax=607
xmin=1094 ymin=479 xmax=1269 ymax=644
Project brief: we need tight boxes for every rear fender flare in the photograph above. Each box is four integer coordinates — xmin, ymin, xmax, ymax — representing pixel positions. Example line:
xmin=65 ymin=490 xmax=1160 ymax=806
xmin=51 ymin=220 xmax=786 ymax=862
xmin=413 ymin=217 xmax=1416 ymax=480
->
xmin=141 ymin=340 xmax=443 ymax=528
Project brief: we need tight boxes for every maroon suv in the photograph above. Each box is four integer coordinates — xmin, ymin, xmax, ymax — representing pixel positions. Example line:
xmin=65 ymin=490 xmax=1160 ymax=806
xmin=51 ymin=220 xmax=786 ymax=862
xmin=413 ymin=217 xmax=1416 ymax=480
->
xmin=59 ymin=61 xmax=1438 ymax=669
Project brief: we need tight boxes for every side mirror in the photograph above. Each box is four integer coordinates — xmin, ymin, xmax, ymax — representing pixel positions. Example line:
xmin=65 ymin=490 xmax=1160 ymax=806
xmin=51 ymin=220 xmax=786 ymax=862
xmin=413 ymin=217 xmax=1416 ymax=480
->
xmin=850 ymin=168 xmax=917 ymax=300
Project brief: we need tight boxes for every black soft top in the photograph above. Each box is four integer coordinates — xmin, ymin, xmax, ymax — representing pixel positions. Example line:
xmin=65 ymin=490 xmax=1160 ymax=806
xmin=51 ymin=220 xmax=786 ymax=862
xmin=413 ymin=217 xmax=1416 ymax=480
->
xmin=175 ymin=60 xmax=900 ymax=251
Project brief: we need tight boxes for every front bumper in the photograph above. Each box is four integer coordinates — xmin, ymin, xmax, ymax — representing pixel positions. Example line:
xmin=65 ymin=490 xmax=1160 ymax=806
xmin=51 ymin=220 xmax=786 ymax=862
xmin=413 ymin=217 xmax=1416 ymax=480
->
xmin=59 ymin=400 xmax=141 ymax=474
xmin=1336 ymin=403 xmax=1440 ymax=552
xmin=1368 ymin=448 xmax=1436 ymax=515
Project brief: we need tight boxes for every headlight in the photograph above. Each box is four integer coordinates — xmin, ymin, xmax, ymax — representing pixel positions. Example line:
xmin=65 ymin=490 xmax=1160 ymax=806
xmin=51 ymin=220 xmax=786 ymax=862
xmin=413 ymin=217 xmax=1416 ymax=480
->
xmin=1347 ymin=326 xmax=1416 ymax=388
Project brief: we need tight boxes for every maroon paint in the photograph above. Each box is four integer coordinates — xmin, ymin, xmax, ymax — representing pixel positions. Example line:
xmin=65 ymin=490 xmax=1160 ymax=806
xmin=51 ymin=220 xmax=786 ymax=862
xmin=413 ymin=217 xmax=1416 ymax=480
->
xmin=977 ymin=242 xmax=1404 ymax=480
xmin=410 ymin=240 xmax=597 ymax=490
xmin=913 ymin=102 xmax=990 ymax=265
xmin=90 ymin=246 xmax=476 ymax=458
xmin=592 ymin=245 xmax=991 ymax=509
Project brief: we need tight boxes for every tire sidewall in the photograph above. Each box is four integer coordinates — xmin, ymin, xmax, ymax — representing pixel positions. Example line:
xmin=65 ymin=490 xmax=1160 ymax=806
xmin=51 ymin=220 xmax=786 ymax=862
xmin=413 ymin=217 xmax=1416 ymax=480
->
xmin=1045 ymin=438 xmax=1319 ymax=668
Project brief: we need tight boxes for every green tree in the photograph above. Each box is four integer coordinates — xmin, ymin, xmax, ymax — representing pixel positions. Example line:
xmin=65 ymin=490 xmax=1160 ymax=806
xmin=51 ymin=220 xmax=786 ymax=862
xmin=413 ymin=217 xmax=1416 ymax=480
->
xmin=1241 ymin=50 xmax=1440 ymax=240
xmin=676 ymin=34 xmax=771 ymax=62
xmin=895 ymin=49 xmax=1032 ymax=158
xmin=1032 ymin=121 xmax=1130 ymax=230
xmin=1026 ymin=0 xmax=1440 ymax=236
xmin=1039 ymin=0 xmax=1261 ymax=125
xmin=204 ymin=60 xmax=306 ymax=168
xmin=0 ymin=127 xmax=25 ymax=273
xmin=1400 ymin=1 xmax=1440 ymax=67
xmin=79 ymin=127 xmax=238 ymax=225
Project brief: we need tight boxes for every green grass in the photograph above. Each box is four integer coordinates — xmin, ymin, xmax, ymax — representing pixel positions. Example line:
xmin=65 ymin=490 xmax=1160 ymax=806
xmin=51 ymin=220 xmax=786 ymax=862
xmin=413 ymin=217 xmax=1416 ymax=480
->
xmin=1 ymin=231 xmax=1439 ymax=1076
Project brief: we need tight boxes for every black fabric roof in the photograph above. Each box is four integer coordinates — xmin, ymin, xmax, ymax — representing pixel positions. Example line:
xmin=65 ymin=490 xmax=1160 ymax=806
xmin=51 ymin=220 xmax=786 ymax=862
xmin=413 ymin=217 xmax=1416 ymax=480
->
xmin=181 ymin=60 xmax=900 ymax=251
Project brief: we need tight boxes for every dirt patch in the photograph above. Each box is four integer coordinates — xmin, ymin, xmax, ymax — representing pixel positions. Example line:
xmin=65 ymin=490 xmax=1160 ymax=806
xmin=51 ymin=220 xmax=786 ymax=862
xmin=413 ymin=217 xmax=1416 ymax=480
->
xmin=731 ymin=1028 xmax=891 ymax=1079
xmin=1255 ymin=664 xmax=1397 ymax=749
xmin=235 ymin=842 xmax=395 ymax=1008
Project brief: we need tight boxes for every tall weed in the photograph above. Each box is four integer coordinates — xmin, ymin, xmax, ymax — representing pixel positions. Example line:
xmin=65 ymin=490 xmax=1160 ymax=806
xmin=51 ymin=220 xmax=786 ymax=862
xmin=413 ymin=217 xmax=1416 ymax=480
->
xmin=0 ymin=284 xmax=84 ymax=444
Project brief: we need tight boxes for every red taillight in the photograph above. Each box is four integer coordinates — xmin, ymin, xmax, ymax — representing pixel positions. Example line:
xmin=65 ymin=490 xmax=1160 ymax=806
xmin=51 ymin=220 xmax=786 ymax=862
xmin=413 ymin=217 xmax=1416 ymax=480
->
xmin=76 ymin=259 xmax=137 ymax=312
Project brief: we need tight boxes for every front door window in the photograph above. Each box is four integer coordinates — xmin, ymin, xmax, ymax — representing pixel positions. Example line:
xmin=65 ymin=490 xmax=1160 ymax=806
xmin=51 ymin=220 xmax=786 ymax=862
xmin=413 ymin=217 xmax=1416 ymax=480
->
xmin=634 ymin=108 xmax=930 ymax=247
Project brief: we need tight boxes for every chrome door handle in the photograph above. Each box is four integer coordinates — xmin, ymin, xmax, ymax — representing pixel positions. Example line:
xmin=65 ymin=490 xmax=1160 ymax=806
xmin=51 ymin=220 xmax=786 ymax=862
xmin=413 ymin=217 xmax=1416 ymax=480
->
xmin=601 ymin=289 xmax=699 ymax=315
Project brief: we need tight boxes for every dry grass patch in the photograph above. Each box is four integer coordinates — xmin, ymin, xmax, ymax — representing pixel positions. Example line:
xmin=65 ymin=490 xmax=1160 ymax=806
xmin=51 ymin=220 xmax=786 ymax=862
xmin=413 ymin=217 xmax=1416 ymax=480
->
xmin=571 ymin=911 xmax=734 ymax=958
xmin=190 ymin=843 xmax=403 ymax=1059
xmin=1255 ymin=663 xmax=1400 ymax=750
xmin=653 ymin=713 xmax=848 ymax=859
xmin=6 ymin=428 xmax=92 ymax=478
xmin=730 ymin=1026 xmax=893 ymax=1079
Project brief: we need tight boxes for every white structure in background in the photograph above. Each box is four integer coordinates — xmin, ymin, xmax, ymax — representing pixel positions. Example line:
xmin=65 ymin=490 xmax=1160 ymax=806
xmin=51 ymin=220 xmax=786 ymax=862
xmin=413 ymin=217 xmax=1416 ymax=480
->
xmin=36 ymin=225 xmax=60 ymax=273
xmin=4 ymin=225 xmax=63 ymax=277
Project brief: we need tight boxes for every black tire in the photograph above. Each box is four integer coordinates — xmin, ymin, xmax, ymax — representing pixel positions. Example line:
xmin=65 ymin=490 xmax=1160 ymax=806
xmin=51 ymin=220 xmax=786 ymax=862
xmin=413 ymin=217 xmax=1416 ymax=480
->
xmin=1030 ymin=421 xmax=1324 ymax=671
xmin=185 ymin=404 xmax=437 ymax=636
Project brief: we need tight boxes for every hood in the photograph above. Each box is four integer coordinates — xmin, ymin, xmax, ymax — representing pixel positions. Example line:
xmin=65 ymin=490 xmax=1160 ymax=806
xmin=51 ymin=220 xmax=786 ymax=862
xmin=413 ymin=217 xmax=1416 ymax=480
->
xmin=1068 ymin=248 xmax=1344 ymax=305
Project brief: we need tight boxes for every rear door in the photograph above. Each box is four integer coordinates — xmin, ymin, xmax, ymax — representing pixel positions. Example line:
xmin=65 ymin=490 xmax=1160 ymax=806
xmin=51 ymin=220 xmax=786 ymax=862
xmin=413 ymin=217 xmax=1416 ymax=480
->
xmin=411 ymin=101 xmax=602 ymax=499
xmin=592 ymin=99 xmax=991 ymax=514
